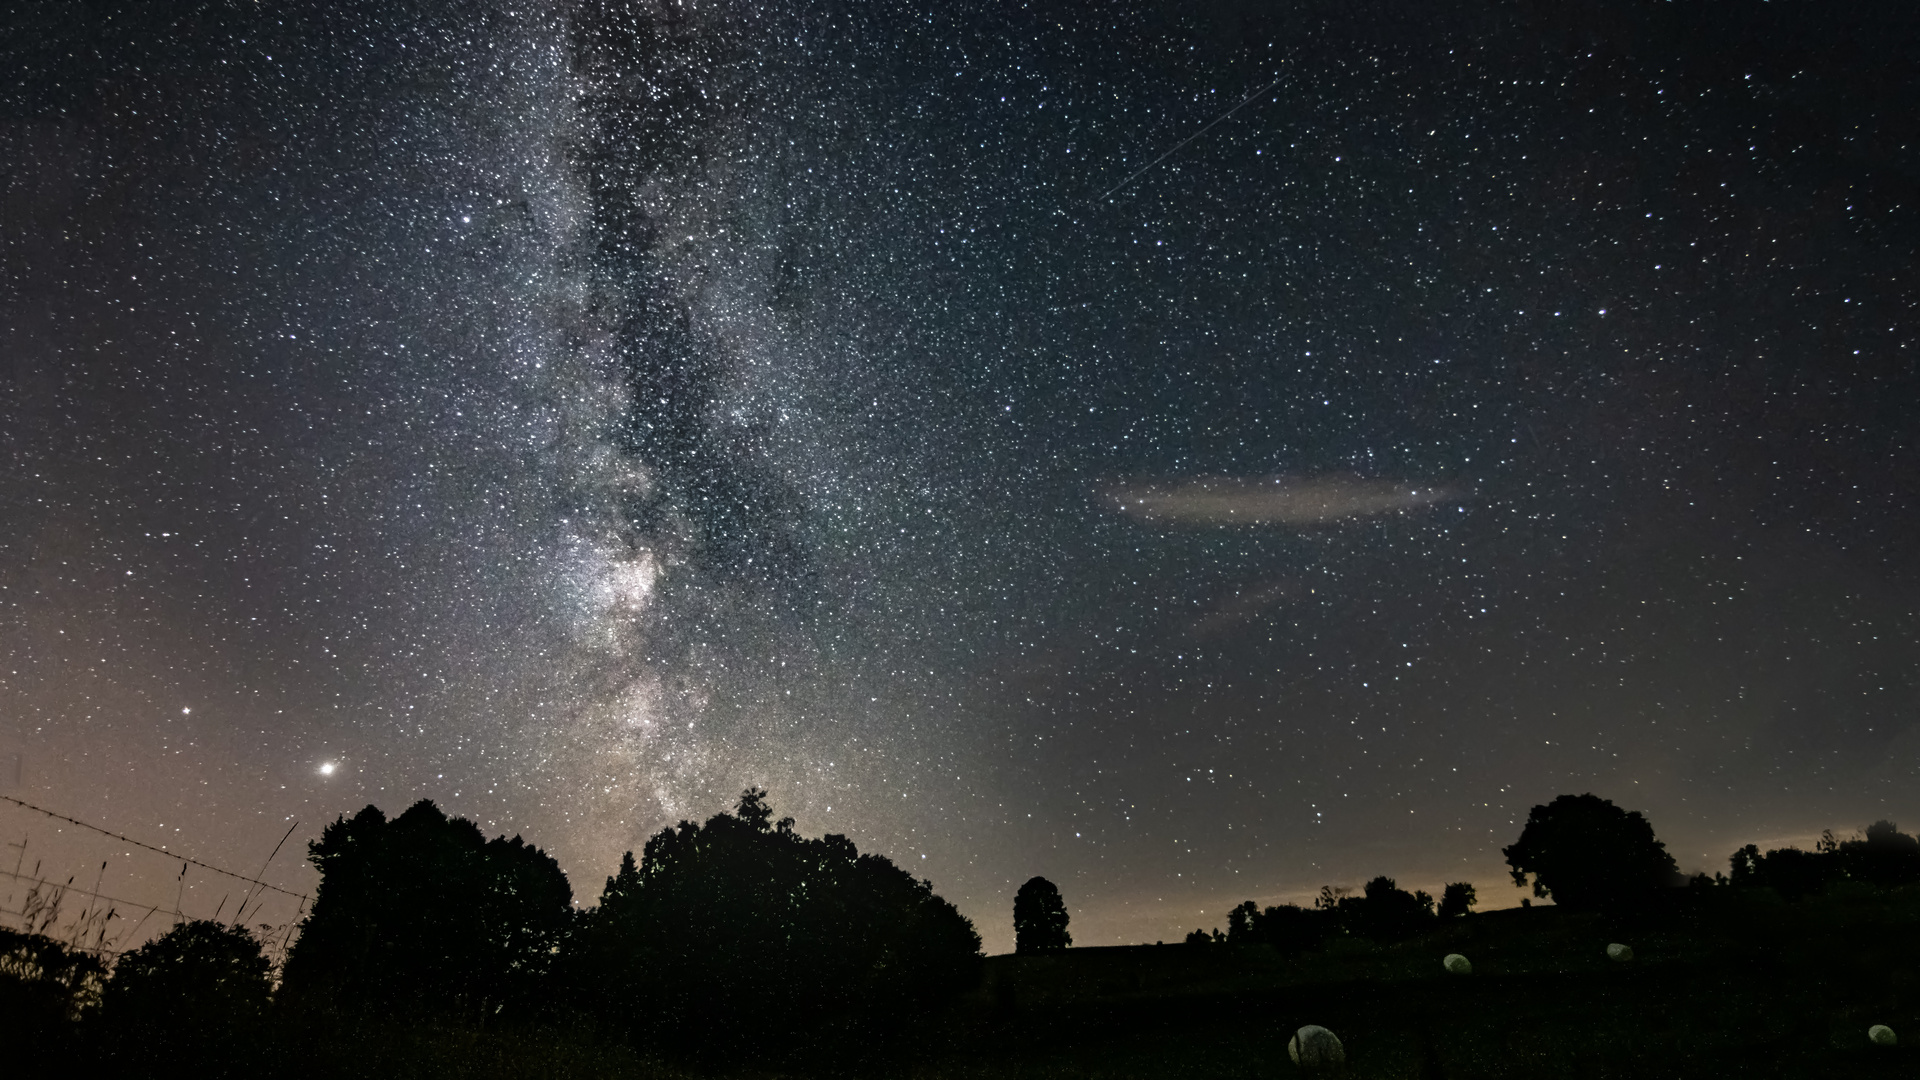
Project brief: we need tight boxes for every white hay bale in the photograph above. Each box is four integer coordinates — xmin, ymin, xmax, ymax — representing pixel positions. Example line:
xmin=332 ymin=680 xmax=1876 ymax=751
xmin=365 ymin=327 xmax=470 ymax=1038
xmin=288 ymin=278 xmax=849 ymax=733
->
xmin=1868 ymin=1024 xmax=1897 ymax=1047
xmin=1443 ymin=952 xmax=1472 ymax=975
xmin=1288 ymin=1025 xmax=1345 ymax=1068
xmin=1605 ymin=942 xmax=1633 ymax=962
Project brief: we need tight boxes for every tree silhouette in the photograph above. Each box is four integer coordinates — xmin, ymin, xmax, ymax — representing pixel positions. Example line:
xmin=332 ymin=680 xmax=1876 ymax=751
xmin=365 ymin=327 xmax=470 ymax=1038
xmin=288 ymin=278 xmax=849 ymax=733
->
xmin=736 ymin=785 xmax=775 ymax=831
xmin=1438 ymin=881 xmax=1477 ymax=918
xmin=99 ymin=920 xmax=270 ymax=1068
xmin=1504 ymin=793 xmax=1679 ymax=910
xmin=574 ymin=788 xmax=981 ymax=1062
xmin=1729 ymin=842 xmax=1836 ymax=899
xmin=1223 ymin=900 xmax=1331 ymax=952
xmin=1728 ymin=820 xmax=1920 ymax=898
xmin=1352 ymin=875 xmax=1436 ymax=940
xmin=281 ymin=800 xmax=573 ymax=1021
xmin=1297 ymin=877 xmax=1436 ymax=941
xmin=1228 ymin=900 xmax=1258 ymax=941
xmin=1013 ymin=876 xmax=1071 ymax=954
xmin=1839 ymin=820 xmax=1920 ymax=887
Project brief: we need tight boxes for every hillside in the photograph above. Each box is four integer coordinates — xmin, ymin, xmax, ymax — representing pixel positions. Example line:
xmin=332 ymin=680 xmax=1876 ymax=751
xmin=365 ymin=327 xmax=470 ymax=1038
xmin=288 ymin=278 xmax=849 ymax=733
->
xmin=922 ymin=886 xmax=1920 ymax=1079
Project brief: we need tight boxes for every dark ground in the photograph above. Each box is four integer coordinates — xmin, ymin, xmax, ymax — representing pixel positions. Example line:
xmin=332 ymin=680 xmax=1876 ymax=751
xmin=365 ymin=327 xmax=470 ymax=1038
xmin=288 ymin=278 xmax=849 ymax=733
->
xmin=923 ymin=886 xmax=1920 ymax=1079
xmin=15 ymin=884 xmax=1919 ymax=1078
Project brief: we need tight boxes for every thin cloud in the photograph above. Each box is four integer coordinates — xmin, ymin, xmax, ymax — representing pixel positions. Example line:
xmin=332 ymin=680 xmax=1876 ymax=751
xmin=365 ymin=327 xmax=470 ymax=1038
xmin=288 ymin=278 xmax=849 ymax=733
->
xmin=1105 ymin=474 xmax=1462 ymax=525
xmin=1188 ymin=580 xmax=1295 ymax=638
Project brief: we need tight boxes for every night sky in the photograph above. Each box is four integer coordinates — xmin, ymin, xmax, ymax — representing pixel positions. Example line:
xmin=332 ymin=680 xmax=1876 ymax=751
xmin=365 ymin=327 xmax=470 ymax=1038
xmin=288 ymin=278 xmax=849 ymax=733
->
xmin=3 ymin=0 xmax=1917 ymax=953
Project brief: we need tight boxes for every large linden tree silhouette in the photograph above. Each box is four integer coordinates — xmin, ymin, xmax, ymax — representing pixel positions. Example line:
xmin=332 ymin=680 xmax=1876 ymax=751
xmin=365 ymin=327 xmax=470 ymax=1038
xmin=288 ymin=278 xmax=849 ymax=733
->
xmin=1504 ymin=793 xmax=1679 ymax=910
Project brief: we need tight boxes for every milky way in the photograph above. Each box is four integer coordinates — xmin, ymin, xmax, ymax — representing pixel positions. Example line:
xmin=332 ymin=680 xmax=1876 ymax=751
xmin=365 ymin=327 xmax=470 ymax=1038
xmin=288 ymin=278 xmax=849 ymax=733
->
xmin=3 ymin=1 xmax=1917 ymax=951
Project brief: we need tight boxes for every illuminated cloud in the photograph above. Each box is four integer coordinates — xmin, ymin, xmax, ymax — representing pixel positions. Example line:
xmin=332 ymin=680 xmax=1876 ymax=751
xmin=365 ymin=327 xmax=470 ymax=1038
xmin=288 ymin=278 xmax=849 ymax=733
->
xmin=1105 ymin=474 xmax=1462 ymax=525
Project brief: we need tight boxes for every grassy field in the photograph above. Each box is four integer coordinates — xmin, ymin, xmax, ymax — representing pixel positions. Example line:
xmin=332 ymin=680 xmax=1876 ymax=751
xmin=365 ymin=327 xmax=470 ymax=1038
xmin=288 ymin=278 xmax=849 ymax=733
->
xmin=909 ymin=885 xmax=1920 ymax=1080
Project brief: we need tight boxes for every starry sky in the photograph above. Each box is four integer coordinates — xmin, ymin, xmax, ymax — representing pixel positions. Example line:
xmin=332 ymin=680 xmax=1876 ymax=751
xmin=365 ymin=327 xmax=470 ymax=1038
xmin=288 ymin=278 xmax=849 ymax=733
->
xmin=3 ymin=0 xmax=1917 ymax=953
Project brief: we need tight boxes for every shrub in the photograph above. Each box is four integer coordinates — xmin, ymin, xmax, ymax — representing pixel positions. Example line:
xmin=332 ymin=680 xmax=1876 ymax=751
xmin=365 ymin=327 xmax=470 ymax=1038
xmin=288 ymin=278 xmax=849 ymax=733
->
xmin=1438 ymin=882 xmax=1477 ymax=918
xmin=98 ymin=920 xmax=270 ymax=1072
xmin=0 ymin=928 xmax=104 ymax=1068
xmin=1226 ymin=900 xmax=1335 ymax=953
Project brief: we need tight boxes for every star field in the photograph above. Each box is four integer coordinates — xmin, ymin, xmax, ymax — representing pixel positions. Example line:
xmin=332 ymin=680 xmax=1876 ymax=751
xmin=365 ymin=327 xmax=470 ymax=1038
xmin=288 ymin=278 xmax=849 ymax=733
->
xmin=2 ymin=0 xmax=1916 ymax=951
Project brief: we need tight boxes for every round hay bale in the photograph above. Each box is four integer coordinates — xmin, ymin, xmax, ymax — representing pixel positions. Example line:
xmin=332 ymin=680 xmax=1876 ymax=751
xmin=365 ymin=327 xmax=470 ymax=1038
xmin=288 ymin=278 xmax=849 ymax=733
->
xmin=1868 ymin=1024 xmax=1897 ymax=1047
xmin=1288 ymin=1025 xmax=1345 ymax=1068
xmin=1443 ymin=952 xmax=1472 ymax=975
xmin=1605 ymin=942 xmax=1633 ymax=962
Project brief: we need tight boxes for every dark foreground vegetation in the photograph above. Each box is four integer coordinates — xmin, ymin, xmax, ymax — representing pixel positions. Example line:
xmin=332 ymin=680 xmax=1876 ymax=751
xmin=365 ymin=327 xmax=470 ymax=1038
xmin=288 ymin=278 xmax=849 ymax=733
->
xmin=6 ymin=792 xmax=1919 ymax=1079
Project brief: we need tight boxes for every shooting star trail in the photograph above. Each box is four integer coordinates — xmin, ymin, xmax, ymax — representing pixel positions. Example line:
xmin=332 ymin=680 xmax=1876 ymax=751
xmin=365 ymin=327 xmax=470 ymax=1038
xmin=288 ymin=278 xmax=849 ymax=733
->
xmin=1095 ymin=72 xmax=1285 ymax=204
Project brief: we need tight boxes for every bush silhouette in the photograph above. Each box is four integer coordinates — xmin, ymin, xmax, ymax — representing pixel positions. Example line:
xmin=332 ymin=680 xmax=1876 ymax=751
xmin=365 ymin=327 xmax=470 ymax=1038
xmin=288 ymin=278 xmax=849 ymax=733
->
xmin=1353 ymin=876 xmax=1436 ymax=940
xmin=1728 ymin=820 xmax=1920 ymax=899
xmin=99 ymin=920 xmax=270 ymax=1072
xmin=0 ymin=928 xmax=104 ymax=1068
xmin=1283 ymin=877 xmax=1435 ymax=942
xmin=1014 ymin=876 xmax=1072 ymax=954
xmin=1730 ymin=842 xmax=1838 ymax=899
xmin=1225 ymin=900 xmax=1333 ymax=952
xmin=280 ymin=800 xmax=573 ymax=1021
xmin=1438 ymin=882 xmax=1477 ymax=918
xmin=574 ymin=788 xmax=981 ymax=1062
xmin=1504 ymin=793 xmax=1679 ymax=910
xmin=1840 ymin=821 xmax=1920 ymax=887
xmin=1228 ymin=900 xmax=1257 ymax=940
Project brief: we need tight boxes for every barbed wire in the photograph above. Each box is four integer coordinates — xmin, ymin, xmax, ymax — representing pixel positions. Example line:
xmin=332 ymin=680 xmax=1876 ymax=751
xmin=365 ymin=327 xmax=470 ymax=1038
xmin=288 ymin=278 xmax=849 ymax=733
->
xmin=0 ymin=866 xmax=187 ymax=921
xmin=0 ymin=794 xmax=310 ymax=903
xmin=0 ymin=870 xmax=303 ymax=960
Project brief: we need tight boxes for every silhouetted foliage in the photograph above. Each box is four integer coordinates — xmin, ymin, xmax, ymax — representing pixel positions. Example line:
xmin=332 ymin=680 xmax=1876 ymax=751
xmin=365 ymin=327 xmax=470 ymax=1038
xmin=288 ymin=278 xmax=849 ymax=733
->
xmin=1840 ymin=820 xmax=1920 ymax=887
xmin=1322 ymin=876 xmax=1436 ymax=941
xmin=1504 ymin=793 xmax=1679 ymax=910
xmin=1224 ymin=900 xmax=1334 ymax=952
xmin=1438 ymin=881 xmax=1477 ymax=918
xmin=1228 ymin=880 xmax=1438 ymax=947
xmin=1182 ymin=927 xmax=1224 ymax=945
xmin=0 ymin=927 xmax=103 ymax=1067
xmin=1227 ymin=900 xmax=1256 ymax=940
xmin=99 ymin=920 xmax=270 ymax=1073
xmin=1728 ymin=820 xmax=1920 ymax=899
xmin=1729 ymin=843 xmax=1841 ymax=899
xmin=735 ymin=784 xmax=775 ymax=830
xmin=1013 ymin=875 xmax=1072 ymax=954
xmin=574 ymin=788 xmax=982 ymax=1063
xmin=281 ymin=800 xmax=573 ymax=1022
xmin=1372 ymin=876 xmax=1436 ymax=937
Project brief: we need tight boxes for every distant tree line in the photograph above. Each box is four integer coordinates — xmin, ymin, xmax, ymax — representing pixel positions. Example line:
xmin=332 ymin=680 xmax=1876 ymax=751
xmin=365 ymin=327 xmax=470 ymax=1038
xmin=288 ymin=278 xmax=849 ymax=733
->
xmin=1504 ymin=795 xmax=1920 ymax=907
xmin=7 ymin=788 xmax=1918 ymax=1077
xmin=1191 ymin=794 xmax=1920 ymax=953
xmin=1187 ymin=875 xmax=1477 ymax=951
xmin=1728 ymin=819 xmax=1920 ymax=898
